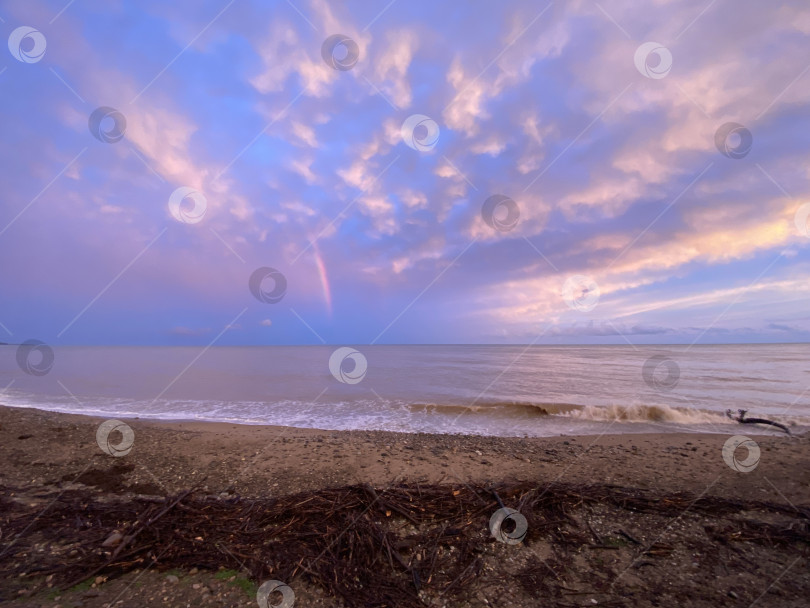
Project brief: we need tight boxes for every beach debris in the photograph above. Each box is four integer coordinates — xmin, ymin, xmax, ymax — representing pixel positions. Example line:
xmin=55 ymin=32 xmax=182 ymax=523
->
xmin=725 ymin=409 xmax=792 ymax=436
xmin=490 ymin=488 xmax=506 ymax=509
xmin=616 ymin=529 xmax=641 ymax=545
xmin=1 ymin=480 xmax=808 ymax=608
xmin=584 ymin=516 xmax=603 ymax=544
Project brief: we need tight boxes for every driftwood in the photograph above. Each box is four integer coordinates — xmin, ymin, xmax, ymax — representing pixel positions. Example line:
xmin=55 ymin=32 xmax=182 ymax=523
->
xmin=726 ymin=409 xmax=792 ymax=436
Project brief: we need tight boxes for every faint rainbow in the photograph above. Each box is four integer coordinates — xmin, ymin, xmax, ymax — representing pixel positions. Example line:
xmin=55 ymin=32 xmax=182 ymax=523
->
xmin=312 ymin=243 xmax=332 ymax=317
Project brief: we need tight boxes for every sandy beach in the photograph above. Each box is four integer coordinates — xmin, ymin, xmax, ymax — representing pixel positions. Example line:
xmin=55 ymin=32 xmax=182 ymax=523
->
xmin=1 ymin=405 xmax=808 ymax=607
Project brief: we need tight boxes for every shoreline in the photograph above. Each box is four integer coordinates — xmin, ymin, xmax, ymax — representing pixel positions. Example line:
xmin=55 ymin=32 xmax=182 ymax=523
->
xmin=0 ymin=400 xmax=802 ymax=441
xmin=1 ymin=404 xmax=807 ymax=500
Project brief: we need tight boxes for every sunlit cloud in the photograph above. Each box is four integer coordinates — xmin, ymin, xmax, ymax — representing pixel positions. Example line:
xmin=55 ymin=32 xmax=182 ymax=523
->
xmin=1 ymin=0 xmax=809 ymax=344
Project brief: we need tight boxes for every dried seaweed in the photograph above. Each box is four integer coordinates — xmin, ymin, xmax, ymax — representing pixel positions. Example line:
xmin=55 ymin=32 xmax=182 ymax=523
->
xmin=1 ymin=481 xmax=808 ymax=607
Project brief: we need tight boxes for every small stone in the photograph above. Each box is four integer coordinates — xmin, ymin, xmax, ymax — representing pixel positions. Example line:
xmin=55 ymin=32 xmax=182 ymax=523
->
xmin=102 ymin=532 xmax=124 ymax=547
xmin=165 ymin=574 xmax=179 ymax=584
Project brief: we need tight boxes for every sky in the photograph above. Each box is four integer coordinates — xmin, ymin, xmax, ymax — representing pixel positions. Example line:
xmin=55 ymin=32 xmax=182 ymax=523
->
xmin=1 ymin=0 xmax=810 ymax=345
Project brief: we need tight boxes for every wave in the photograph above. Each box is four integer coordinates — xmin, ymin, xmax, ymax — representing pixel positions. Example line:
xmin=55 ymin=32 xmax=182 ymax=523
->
xmin=407 ymin=400 xmax=808 ymax=427
xmin=561 ymin=403 xmax=735 ymax=425
xmin=406 ymin=400 xmax=794 ymax=427
xmin=407 ymin=401 xmax=579 ymax=417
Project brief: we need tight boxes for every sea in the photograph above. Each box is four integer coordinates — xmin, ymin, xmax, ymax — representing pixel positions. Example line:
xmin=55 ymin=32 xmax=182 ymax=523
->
xmin=1 ymin=344 xmax=809 ymax=437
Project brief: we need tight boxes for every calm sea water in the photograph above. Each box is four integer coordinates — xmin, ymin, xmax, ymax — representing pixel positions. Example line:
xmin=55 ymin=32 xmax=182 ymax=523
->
xmin=1 ymin=344 xmax=808 ymax=437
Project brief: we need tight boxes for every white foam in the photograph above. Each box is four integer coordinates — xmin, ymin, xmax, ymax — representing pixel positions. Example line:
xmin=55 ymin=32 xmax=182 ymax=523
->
xmin=562 ymin=403 xmax=735 ymax=425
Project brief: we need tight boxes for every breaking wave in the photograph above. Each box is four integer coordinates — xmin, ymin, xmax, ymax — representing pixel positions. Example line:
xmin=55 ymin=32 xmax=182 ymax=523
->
xmin=562 ymin=403 xmax=735 ymax=425
xmin=407 ymin=401 xmax=744 ymax=426
xmin=407 ymin=401 xmax=579 ymax=417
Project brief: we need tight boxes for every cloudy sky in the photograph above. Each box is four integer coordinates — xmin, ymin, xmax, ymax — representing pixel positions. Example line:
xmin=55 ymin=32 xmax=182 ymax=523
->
xmin=1 ymin=0 xmax=809 ymax=345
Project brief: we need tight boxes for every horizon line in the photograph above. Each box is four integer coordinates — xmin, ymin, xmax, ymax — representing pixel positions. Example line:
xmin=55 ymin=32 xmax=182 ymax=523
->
xmin=3 ymin=342 xmax=809 ymax=347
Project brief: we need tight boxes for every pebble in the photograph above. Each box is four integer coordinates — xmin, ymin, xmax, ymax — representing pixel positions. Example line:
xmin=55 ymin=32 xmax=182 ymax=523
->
xmin=102 ymin=531 xmax=124 ymax=547
xmin=165 ymin=574 xmax=179 ymax=584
